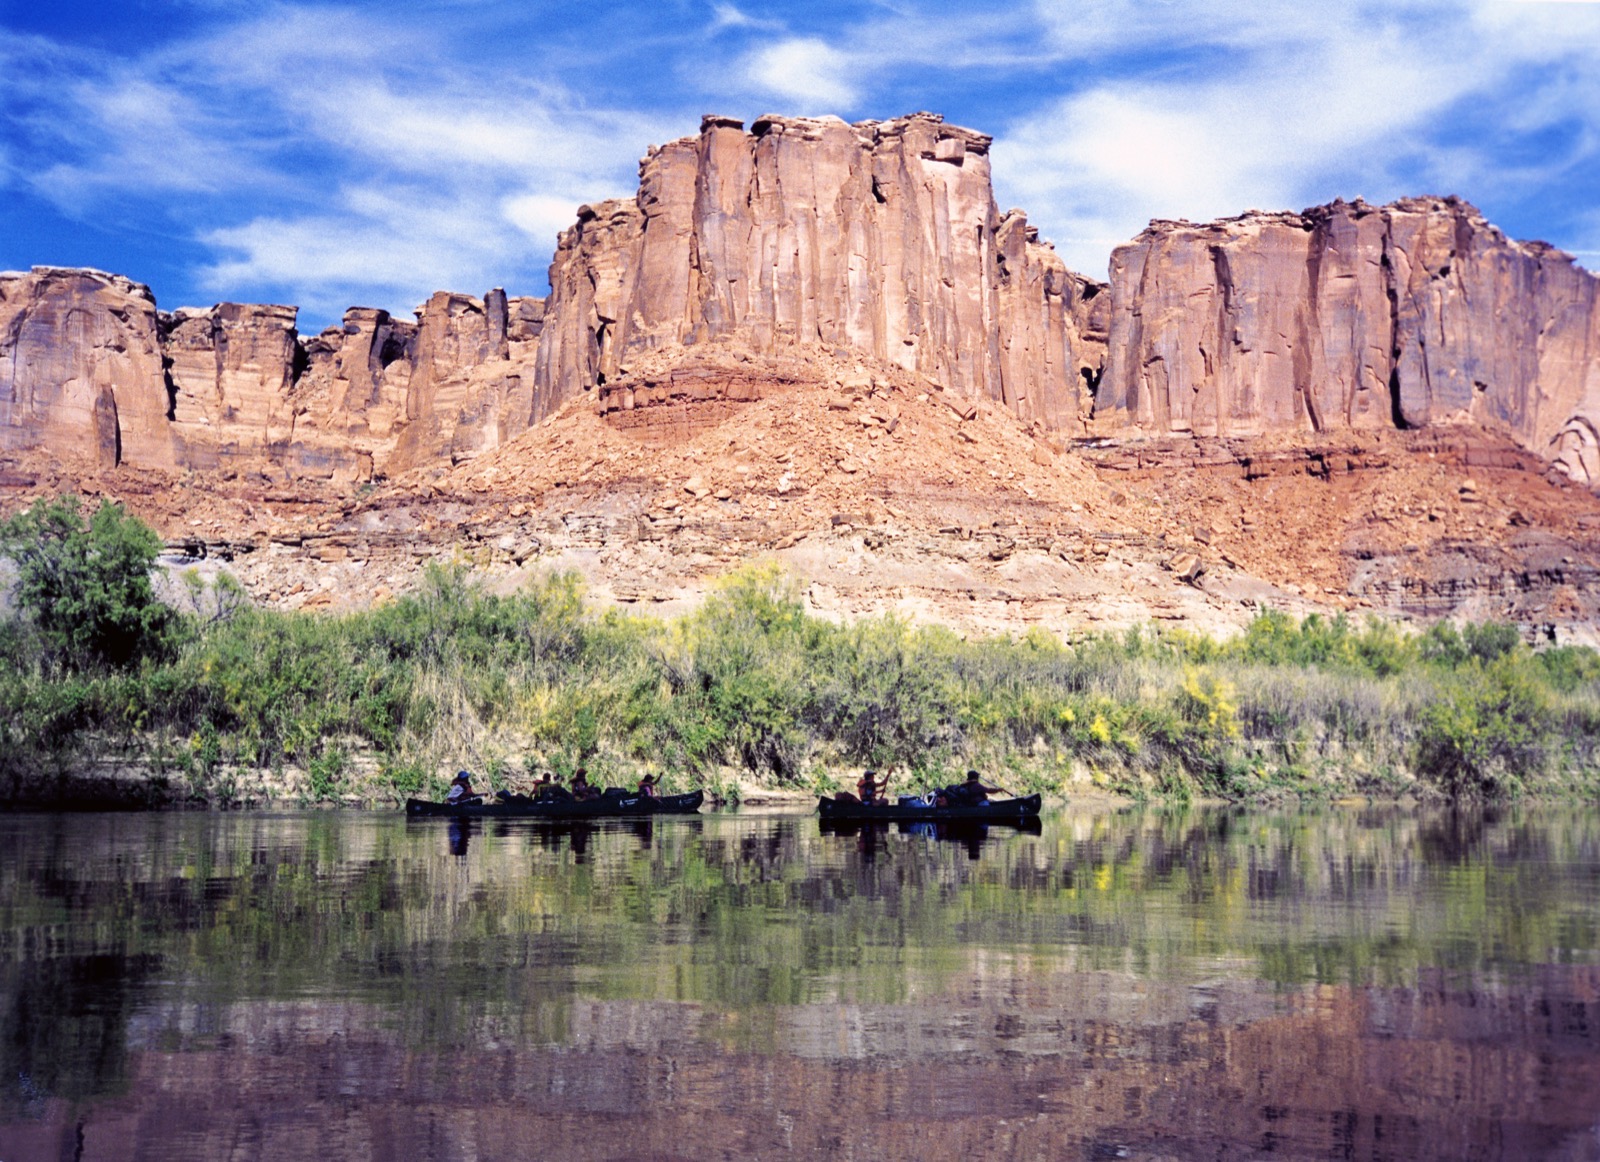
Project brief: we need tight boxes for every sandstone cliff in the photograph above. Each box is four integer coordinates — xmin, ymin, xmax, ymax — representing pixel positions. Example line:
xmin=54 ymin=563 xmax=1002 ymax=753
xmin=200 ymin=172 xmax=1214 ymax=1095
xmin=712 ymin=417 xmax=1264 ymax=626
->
xmin=5 ymin=123 xmax=1599 ymax=497
xmin=1093 ymin=197 xmax=1600 ymax=483
xmin=533 ymin=113 xmax=1106 ymax=431
xmin=0 ymin=268 xmax=546 ymax=481
xmin=0 ymin=268 xmax=172 ymax=469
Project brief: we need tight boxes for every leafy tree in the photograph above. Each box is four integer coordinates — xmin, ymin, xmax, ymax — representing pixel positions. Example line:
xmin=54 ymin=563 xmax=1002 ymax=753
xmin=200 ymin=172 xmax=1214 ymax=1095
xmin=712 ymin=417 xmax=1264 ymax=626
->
xmin=0 ymin=495 xmax=174 ymax=671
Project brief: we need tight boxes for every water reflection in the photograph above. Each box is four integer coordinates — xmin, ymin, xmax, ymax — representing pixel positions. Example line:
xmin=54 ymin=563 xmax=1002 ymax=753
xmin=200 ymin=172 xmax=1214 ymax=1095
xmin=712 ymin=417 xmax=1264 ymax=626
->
xmin=820 ymin=816 xmax=1043 ymax=860
xmin=447 ymin=815 xmax=471 ymax=857
xmin=1 ymin=806 xmax=1598 ymax=1160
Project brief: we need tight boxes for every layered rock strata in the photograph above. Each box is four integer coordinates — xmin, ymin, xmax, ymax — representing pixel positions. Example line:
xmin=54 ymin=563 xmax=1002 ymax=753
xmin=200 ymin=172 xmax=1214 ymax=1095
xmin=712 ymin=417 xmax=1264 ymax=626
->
xmin=1094 ymin=197 xmax=1600 ymax=482
xmin=533 ymin=113 xmax=1107 ymax=431
xmin=163 ymin=302 xmax=300 ymax=472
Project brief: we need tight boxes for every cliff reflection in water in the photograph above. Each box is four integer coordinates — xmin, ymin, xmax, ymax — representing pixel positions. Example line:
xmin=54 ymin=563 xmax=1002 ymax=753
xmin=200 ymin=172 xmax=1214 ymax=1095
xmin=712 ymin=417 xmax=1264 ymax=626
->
xmin=1 ymin=806 xmax=1597 ymax=1160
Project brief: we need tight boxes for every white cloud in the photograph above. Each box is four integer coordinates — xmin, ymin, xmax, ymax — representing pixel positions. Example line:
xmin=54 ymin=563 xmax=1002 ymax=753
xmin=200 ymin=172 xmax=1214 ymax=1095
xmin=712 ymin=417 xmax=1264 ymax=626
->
xmin=741 ymin=38 xmax=860 ymax=110
xmin=2 ymin=32 xmax=274 ymax=213
xmin=994 ymin=0 xmax=1600 ymax=276
xmin=198 ymin=186 xmax=524 ymax=320
xmin=710 ymin=3 xmax=783 ymax=32
xmin=1 ymin=11 xmax=685 ymax=322
xmin=502 ymin=192 xmax=587 ymax=242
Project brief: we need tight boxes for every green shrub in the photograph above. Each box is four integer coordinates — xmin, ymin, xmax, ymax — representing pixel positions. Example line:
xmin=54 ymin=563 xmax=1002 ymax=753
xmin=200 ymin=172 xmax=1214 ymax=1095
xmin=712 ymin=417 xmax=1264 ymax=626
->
xmin=4 ymin=548 xmax=1599 ymax=805
xmin=1413 ymin=659 xmax=1550 ymax=799
xmin=0 ymin=495 xmax=176 ymax=671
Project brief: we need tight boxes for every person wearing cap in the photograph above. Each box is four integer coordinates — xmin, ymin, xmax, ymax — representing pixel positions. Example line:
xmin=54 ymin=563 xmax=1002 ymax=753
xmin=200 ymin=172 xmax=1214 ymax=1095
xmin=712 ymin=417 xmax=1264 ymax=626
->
xmin=637 ymin=773 xmax=660 ymax=799
xmin=446 ymin=770 xmax=482 ymax=805
xmin=856 ymin=769 xmax=889 ymax=806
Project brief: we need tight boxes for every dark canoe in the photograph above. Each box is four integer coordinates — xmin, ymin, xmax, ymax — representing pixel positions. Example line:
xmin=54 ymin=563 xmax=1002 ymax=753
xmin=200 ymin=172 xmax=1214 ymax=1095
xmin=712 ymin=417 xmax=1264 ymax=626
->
xmin=406 ymin=790 xmax=703 ymax=818
xmin=816 ymin=793 xmax=1042 ymax=822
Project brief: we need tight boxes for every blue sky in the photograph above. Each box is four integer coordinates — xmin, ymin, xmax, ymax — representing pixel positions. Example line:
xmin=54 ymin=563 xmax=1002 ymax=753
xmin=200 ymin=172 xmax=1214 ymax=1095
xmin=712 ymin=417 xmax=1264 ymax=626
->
xmin=4 ymin=0 xmax=1599 ymax=332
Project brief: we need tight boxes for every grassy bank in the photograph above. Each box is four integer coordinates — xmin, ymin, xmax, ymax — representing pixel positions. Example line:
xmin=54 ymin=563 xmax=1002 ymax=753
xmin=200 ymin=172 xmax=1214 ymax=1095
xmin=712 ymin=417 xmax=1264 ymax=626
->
xmin=4 ymin=556 xmax=1600 ymax=806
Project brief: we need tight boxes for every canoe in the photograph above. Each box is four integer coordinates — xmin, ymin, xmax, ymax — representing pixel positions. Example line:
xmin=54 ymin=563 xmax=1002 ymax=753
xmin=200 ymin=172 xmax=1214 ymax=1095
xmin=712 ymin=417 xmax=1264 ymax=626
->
xmin=406 ymin=789 xmax=704 ymax=818
xmin=816 ymin=792 xmax=1042 ymax=822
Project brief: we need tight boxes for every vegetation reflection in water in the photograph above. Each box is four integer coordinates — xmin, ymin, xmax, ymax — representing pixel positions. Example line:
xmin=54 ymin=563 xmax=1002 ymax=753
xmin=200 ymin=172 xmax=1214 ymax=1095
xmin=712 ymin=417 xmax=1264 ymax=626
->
xmin=1 ymin=805 xmax=1598 ymax=1158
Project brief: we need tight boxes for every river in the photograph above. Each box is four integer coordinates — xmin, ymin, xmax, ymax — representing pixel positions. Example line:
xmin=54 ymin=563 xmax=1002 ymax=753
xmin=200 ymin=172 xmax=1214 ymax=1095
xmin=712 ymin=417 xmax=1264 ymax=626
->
xmin=1 ymin=804 xmax=1597 ymax=1160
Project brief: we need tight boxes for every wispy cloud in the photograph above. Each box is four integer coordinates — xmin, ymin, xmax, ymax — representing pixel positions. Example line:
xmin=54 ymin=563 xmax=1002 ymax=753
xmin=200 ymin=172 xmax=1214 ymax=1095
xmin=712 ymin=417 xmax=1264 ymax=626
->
xmin=709 ymin=3 xmax=784 ymax=32
xmin=1 ymin=9 xmax=681 ymax=325
xmin=199 ymin=186 xmax=521 ymax=320
xmin=6 ymin=0 xmax=1599 ymax=318
xmin=990 ymin=0 xmax=1600 ymax=274
xmin=741 ymin=37 xmax=861 ymax=110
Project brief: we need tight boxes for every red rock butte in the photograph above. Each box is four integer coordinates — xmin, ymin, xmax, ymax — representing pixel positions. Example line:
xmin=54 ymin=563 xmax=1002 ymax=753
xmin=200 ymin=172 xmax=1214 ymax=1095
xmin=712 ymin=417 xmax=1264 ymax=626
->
xmin=4 ymin=112 xmax=1600 ymax=637
xmin=2 ymin=113 xmax=1598 ymax=486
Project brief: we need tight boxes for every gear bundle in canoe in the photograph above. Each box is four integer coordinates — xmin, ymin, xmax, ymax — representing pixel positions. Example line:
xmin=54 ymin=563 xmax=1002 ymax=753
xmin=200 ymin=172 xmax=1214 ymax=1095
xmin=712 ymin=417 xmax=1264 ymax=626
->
xmin=406 ymin=789 xmax=704 ymax=818
xmin=816 ymin=793 xmax=1042 ymax=822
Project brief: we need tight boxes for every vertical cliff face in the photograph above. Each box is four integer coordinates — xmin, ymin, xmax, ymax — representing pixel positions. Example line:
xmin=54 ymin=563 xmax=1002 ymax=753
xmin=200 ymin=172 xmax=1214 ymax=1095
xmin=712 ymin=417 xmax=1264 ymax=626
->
xmin=1094 ymin=197 xmax=1600 ymax=480
xmin=0 ymin=268 xmax=172 ymax=469
xmin=533 ymin=113 xmax=1104 ymax=430
xmin=0 ymin=268 xmax=546 ymax=480
xmin=163 ymin=302 xmax=300 ymax=471
xmin=7 ymin=119 xmax=1599 ymax=488
xmin=290 ymin=289 xmax=544 ymax=477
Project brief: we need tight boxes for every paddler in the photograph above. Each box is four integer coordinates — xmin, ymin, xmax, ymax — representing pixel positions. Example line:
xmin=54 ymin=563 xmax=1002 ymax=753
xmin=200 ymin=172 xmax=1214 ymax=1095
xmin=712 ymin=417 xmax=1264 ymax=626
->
xmin=956 ymin=770 xmax=1001 ymax=805
xmin=570 ymin=767 xmax=600 ymax=802
xmin=856 ymin=769 xmax=889 ymax=805
xmin=446 ymin=770 xmax=482 ymax=805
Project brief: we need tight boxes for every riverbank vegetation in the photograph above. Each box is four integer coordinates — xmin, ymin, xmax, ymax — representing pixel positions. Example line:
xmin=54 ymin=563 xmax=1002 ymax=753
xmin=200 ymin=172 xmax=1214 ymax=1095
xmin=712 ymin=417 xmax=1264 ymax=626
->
xmin=3 ymin=496 xmax=1600 ymax=805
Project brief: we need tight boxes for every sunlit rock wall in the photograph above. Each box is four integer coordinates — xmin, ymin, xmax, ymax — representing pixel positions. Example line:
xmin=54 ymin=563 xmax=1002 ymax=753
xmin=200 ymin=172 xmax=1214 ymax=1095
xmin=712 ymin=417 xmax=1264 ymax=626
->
xmin=0 ymin=268 xmax=172 ymax=469
xmin=533 ymin=113 xmax=1106 ymax=431
xmin=1095 ymin=197 xmax=1600 ymax=482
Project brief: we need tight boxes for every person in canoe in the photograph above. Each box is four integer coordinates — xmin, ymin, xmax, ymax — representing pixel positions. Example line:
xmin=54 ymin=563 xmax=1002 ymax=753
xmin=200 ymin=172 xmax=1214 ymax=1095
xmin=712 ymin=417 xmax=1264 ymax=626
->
xmin=638 ymin=773 xmax=660 ymax=799
xmin=446 ymin=770 xmax=482 ymax=805
xmin=945 ymin=770 xmax=1002 ymax=807
xmin=856 ymin=769 xmax=890 ymax=805
xmin=831 ymin=769 xmax=886 ymax=805
xmin=570 ymin=767 xmax=601 ymax=802
xmin=532 ymin=771 xmax=573 ymax=803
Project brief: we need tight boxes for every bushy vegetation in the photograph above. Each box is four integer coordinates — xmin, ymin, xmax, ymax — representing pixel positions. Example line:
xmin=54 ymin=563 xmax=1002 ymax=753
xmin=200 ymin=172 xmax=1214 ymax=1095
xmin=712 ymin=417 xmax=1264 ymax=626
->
xmin=0 ymin=495 xmax=177 ymax=671
xmin=3 ymin=497 xmax=1600 ymax=805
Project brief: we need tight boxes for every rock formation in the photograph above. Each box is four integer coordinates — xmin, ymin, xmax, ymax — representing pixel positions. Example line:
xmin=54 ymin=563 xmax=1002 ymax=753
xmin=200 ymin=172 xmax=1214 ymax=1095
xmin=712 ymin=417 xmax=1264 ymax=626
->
xmin=0 ymin=268 xmax=546 ymax=481
xmin=534 ymin=113 xmax=1106 ymax=431
xmin=0 ymin=268 xmax=172 ymax=469
xmin=163 ymin=302 xmax=300 ymax=472
xmin=5 ymin=122 xmax=1600 ymax=495
xmin=1093 ymin=197 xmax=1600 ymax=483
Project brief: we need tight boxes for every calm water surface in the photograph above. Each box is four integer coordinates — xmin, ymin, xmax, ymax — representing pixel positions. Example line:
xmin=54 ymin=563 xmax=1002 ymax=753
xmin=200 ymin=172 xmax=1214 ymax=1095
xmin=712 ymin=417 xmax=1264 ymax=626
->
xmin=1 ymin=805 xmax=1598 ymax=1161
